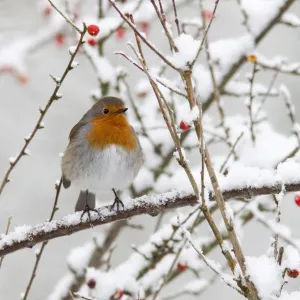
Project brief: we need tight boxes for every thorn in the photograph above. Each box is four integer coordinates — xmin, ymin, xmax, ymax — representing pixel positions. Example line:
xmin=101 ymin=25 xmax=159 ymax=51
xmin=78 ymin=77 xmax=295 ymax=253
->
xmin=54 ymin=93 xmax=63 ymax=100
xmin=49 ymin=74 xmax=61 ymax=85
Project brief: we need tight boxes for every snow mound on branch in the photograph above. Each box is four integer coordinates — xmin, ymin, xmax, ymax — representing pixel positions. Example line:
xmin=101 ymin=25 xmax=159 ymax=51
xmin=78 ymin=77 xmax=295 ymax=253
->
xmin=167 ymin=33 xmax=200 ymax=69
xmin=280 ymin=291 xmax=300 ymax=300
xmin=246 ymin=255 xmax=282 ymax=299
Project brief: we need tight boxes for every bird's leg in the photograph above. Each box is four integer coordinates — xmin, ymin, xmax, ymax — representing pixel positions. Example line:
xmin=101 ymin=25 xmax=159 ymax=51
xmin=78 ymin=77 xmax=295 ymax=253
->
xmin=111 ymin=188 xmax=124 ymax=212
xmin=80 ymin=190 xmax=100 ymax=226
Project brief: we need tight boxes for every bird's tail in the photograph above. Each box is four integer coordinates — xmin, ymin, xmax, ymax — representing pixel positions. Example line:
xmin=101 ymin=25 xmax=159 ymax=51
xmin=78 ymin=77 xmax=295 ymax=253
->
xmin=75 ymin=190 xmax=96 ymax=212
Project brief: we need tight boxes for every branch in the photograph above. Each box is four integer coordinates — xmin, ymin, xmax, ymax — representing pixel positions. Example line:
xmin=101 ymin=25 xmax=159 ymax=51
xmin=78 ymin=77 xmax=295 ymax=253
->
xmin=108 ymin=0 xmax=180 ymax=71
xmin=203 ymin=0 xmax=296 ymax=111
xmin=22 ymin=178 xmax=62 ymax=300
xmin=1 ymin=181 xmax=300 ymax=257
xmin=0 ymin=192 xmax=197 ymax=257
xmin=0 ymin=24 xmax=87 ymax=198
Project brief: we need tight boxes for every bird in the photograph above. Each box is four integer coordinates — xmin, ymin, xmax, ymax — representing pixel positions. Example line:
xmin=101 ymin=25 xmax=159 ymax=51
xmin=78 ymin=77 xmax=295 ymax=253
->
xmin=61 ymin=96 xmax=143 ymax=220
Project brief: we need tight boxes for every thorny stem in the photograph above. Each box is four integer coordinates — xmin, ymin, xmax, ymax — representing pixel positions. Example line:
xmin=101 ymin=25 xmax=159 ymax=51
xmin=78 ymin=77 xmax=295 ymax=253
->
xmin=172 ymin=0 xmax=181 ymax=35
xmin=272 ymin=194 xmax=281 ymax=259
xmin=195 ymin=97 xmax=236 ymax=273
xmin=0 ymin=215 xmax=12 ymax=268
xmin=248 ymin=61 xmax=258 ymax=144
xmin=203 ymin=0 xmax=296 ymax=112
xmin=281 ymin=87 xmax=300 ymax=146
xmin=191 ymin=0 xmax=221 ymax=68
xmin=254 ymin=70 xmax=279 ymax=120
xmin=128 ymin=33 xmax=200 ymax=196
xmin=219 ymin=132 xmax=244 ymax=174
xmin=236 ymin=0 xmax=252 ymax=34
xmin=194 ymin=89 xmax=259 ymax=297
xmin=115 ymin=51 xmax=187 ymax=97
xmin=204 ymin=148 xmax=260 ymax=299
xmin=151 ymin=210 xmax=202 ymax=300
xmin=0 ymin=24 xmax=87 ymax=199
xmin=146 ymin=202 xmax=275 ymax=297
xmin=121 ymin=77 xmax=159 ymax=151
xmin=65 ymin=221 xmax=127 ymax=299
xmin=179 ymin=218 xmax=246 ymax=297
xmin=108 ymin=0 xmax=180 ymax=71
xmin=150 ymin=0 xmax=178 ymax=52
xmin=48 ymin=0 xmax=82 ymax=34
xmin=199 ymin=0 xmax=234 ymax=154
xmin=22 ymin=178 xmax=62 ymax=300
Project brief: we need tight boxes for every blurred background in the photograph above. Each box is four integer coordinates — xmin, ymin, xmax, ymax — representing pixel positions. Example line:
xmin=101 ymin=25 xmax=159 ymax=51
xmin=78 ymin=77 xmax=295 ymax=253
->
xmin=0 ymin=0 xmax=300 ymax=299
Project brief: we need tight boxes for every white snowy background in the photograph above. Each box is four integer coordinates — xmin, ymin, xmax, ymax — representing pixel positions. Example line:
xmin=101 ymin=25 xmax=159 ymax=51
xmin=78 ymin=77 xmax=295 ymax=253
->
xmin=0 ymin=0 xmax=300 ymax=299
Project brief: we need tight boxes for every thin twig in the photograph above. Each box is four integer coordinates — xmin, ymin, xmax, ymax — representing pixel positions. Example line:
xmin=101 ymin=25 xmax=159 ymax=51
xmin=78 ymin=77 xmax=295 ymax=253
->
xmin=203 ymin=0 xmax=296 ymax=112
xmin=191 ymin=0 xmax=221 ymax=68
xmin=65 ymin=221 xmax=127 ymax=299
xmin=48 ymin=0 xmax=82 ymax=33
xmin=236 ymin=0 xmax=252 ymax=34
xmin=179 ymin=217 xmax=245 ymax=296
xmin=108 ymin=0 xmax=180 ymax=71
xmin=247 ymin=60 xmax=258 ymax=143
xmin=172 ymin=0 xmax=181 ymax=35
xmin=219 ymin=132 xmax=244 ymax=174
xmin=0 ymin=24 xmax=87 ymax=198
xmin=22 ymin=178 xmax=62 ymax=300
xmin=200 ymin=0 xmax=232 ymax=152
xmin=151 ymin=210 xmax=202 ymax=300
xmin=115 ymin=51 xmax=186 ymax=97
xmin=150 ymin=0 xmax=178 ymax=52
xmin=0 ymin=215 xmax=12 ymax=268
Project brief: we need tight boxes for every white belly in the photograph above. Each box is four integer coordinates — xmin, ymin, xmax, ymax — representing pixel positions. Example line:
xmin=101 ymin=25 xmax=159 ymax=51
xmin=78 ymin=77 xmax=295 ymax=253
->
xmin=72 ymin=145 xmax=140 ymax=193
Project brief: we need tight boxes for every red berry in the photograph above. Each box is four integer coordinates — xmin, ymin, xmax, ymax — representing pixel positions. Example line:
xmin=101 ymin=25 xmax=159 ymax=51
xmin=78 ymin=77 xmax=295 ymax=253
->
xmin=116 ymin=27 xmax=126 ymax=40
xmin=287 ymin=269 xmax=299 ymax=278
xmin=87 ymin=278 xmax=96 ymax=289
xmin=177 ymin=263 xmax=187 ymax=271
xmin=140 ymin=22 xmax=149 ymax=36
xmin=202 ymin=9 xmax=213 ymax=20
xmin=0 ymin=66 xmax=12 ymax=73
xmin=179 ymin=121 xmax=191 ymax=131
xmin=43 ymin=7 xmax=51 ymax=16
xmin=18 ymin=74 xmax=29 ymax=84
xmin=114 ymin=289 xmax=124 ymax=300
xmin=73 ymin=12 xmax=79 ymax=20
xmin=55 ymin=33 xmax=65 ymax=46
xmin=295 ymin=195 xmax=300 ymax=206
xmin=137 ymin=92 xmax=147 ymax=98
xmin=87 ymin=24 xmax=100 ymax=37
xmin=87 ymin=39 xmax=97 ymax=46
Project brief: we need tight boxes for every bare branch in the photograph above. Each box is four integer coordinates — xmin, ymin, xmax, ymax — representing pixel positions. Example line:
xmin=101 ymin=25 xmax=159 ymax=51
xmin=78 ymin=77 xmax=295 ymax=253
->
xmin=48 ymin=0 xmax=82 ymax=33
xmin=0 ymin=24 xmax=87 ymax=198
xmin=191 ymin=0 xmax=221 ymax=68
xmin=22 ymin=178 xmax=62 ymax=300
xmin=172 ymin=0 xmax=181 ymax=35
xmin=108 ymin=0 xmax=180 ymax=71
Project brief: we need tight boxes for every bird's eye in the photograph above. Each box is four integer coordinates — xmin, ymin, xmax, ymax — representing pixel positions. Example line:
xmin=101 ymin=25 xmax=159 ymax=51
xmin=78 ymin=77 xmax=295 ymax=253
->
xmin=103 ymin=108 xmax=109 ymax=114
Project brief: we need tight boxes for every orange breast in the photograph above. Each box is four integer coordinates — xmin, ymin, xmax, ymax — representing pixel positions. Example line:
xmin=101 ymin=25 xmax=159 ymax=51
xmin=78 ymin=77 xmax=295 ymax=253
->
xmin=86 ymin=114 xmax=137 ymax=151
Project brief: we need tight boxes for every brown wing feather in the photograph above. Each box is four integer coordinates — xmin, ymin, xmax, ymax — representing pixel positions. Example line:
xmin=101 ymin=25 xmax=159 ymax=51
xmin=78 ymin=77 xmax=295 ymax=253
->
xmin=62 ymin=120 xmax=87 ymax=189
xmin=69 ymin=120 xmax=86 ymax=141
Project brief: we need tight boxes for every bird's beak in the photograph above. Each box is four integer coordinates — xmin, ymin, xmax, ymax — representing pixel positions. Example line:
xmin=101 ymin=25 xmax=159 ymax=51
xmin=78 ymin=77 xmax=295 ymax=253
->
xmin=115 ymin=108 xmax=128 ymax=115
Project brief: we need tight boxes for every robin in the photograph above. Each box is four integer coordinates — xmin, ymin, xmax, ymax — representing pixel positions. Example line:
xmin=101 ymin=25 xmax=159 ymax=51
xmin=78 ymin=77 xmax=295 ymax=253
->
xmin=61 ymin=96 xmax=143 ymax=220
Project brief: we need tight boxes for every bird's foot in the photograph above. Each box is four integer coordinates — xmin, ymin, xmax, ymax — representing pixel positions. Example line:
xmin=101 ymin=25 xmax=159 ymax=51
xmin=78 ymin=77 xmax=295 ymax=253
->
xmin=110 ymin=197 xmax=125 ymax=212
xmin=80 ymin=204 xmax=100 ymax=227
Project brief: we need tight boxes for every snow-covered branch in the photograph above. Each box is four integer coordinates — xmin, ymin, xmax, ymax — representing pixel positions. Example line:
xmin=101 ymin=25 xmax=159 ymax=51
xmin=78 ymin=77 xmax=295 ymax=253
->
xmin=2 ymin=180 xmax=300 ymax=258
